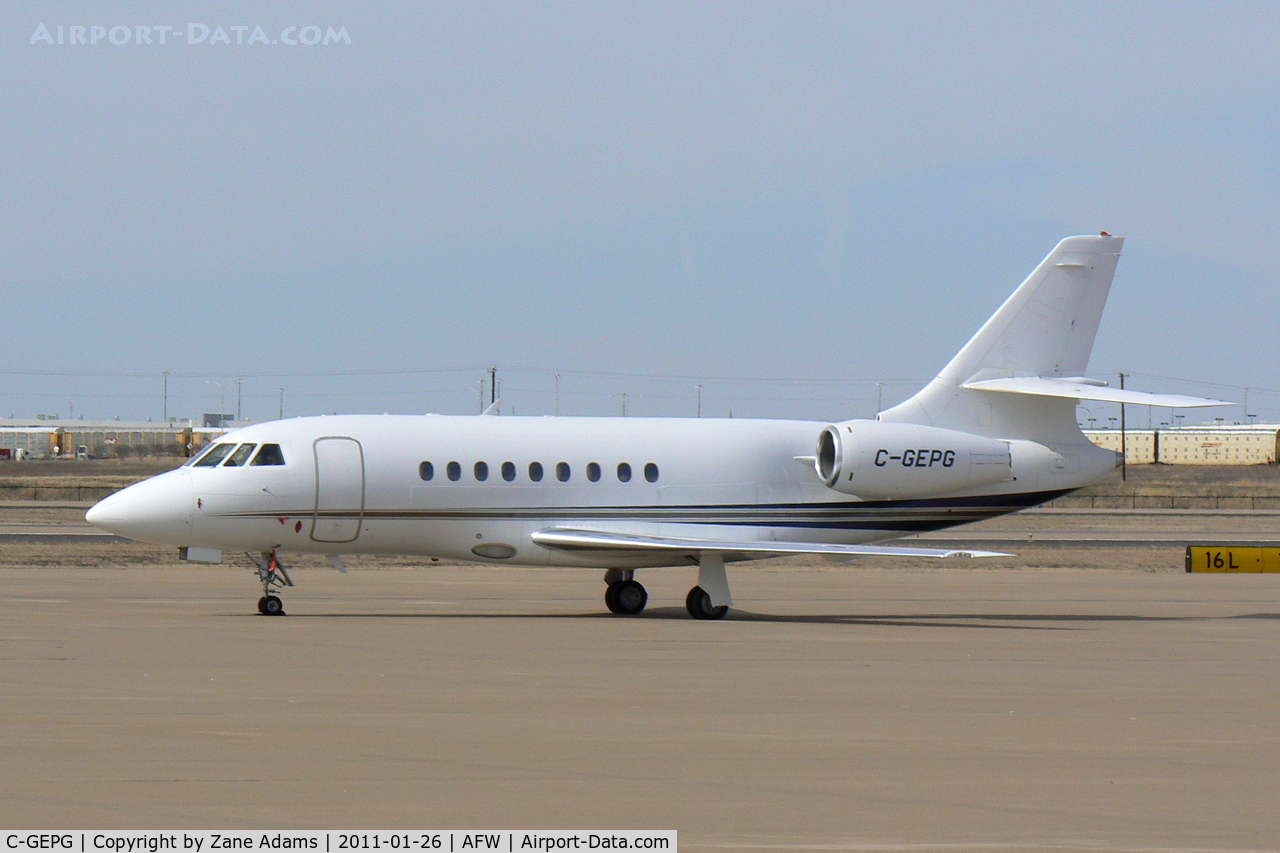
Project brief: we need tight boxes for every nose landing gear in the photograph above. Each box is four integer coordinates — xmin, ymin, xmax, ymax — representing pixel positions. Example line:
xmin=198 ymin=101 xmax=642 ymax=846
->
xmin=251 ymin=550 xmax=293 ymax=616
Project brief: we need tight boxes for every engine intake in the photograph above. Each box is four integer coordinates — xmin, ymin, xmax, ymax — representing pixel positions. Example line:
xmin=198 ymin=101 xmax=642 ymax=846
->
xmin=815 ymin=420 xmax=1012 ymax=499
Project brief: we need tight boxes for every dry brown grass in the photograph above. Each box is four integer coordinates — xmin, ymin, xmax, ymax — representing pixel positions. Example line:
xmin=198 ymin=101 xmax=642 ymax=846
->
xmin=1050 ymin=463 xmax=1280 ymax=508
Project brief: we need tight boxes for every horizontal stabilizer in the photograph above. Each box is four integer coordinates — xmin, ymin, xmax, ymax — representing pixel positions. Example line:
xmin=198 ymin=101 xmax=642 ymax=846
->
xmin=962 ymin=376 xmax=1230 ymax=409
xmin=532 ymin=527 xmax=1009 ymax=559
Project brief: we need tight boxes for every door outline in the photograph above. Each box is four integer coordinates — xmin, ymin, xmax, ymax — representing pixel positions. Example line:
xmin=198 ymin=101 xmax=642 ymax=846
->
xmin=311 ymin=436 xmax=365 ymax=543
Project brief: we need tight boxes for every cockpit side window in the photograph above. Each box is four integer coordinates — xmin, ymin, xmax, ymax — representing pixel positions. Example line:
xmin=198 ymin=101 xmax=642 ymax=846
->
xmin=251 ymin=444 xmax=287 ymax=466
xmin=222 ymin=443 xmax=257 ymax=467
xmin=192 ymin=443 xmax=235 ymax=467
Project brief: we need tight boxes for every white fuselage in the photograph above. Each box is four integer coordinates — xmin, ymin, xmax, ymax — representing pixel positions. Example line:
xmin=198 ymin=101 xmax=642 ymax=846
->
xmin=87 ymin=413 xmax=1115 ymax=569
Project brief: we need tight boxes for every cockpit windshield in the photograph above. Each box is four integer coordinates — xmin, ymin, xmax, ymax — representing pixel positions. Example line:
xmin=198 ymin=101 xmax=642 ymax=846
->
xmin=251 ymin=444 xmax=286 ymax=466
xmin=222 ymin=443 xmax=257 ymax=467
xmin=189 ymin=441 xmax=286 ymax=468
xmin=191 ymin=443 xmax=235 ymax=467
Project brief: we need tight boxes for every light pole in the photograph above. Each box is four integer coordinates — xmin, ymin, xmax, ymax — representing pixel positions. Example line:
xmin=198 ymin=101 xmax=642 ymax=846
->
xmin=1118 ymin=372 xmax=1128 ymax=481
xmin=278 ymin=388 xmax=284 ymax=420
xmin=236 ymin=378 xmax=242 ymax=422
xmin=162 ymin=370 xmax=169 ymax=422
xmin=207 ymin=382 xmax=224 ymax=429
xmin=697 ymin=384 xmax=702 ymax=418
xmin=554 ymin=373 xmax=560 ymax=416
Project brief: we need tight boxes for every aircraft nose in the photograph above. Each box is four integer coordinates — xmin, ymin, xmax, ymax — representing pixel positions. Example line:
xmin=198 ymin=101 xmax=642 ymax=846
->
xmin=86 ymin=468 xmax=194 ymax=545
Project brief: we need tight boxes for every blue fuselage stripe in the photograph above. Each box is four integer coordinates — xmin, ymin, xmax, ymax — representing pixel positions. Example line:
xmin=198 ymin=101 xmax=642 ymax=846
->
xmin=219 ymin=489 xmax=1071 ymax=534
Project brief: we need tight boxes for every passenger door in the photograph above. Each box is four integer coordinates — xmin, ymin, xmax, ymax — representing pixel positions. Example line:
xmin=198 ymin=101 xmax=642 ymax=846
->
xmin=312 ymin=437 xmax=365 ymax=543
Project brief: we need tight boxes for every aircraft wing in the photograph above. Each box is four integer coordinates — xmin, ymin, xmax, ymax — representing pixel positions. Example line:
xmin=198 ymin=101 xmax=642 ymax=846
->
xmin=531 ymin=527 xmax=1009 ymax=559
xmin=962 ymin=376 xmax=1230 ymax=408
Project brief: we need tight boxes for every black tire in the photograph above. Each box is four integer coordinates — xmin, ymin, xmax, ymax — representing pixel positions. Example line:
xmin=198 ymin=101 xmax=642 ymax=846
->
xmin=262 ymin=595 xmax=284 ymax=616
xmin=604 ymin=582 xmax=622 ymax=614
xmin=686 ymin=585 xmax=728 ymax=620
xmin=614 ymin=580 xmax=648 ymax=615
xmin=257 ymin=596 xmax=268 ymax=614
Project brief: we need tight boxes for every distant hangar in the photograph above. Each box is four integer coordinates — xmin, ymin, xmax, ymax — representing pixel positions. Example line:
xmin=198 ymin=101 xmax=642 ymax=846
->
xmin=0 ymin=417 xmax=222 ymax=460
xmin=1085 ymin=425 xmax=1280 ymax=465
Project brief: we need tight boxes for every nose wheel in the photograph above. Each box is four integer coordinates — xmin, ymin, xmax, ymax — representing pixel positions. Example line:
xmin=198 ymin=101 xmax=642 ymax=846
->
xmin=257 ymin=595 xmax=284 ymax=616
xmin=251 ymin=551 xmax=292 ymax=616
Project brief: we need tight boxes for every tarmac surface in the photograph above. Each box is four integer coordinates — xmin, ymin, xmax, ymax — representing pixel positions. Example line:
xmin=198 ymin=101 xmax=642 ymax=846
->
xmin=6 ymin=504 xmax=1280 ymax=546
xmin=2 ymin=508 xmax=1279 ymax=851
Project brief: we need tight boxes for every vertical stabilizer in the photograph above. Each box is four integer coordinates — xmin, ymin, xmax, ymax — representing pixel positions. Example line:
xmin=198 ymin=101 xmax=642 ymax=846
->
xmin=879 ymin=234 xmax=1123 ymax=442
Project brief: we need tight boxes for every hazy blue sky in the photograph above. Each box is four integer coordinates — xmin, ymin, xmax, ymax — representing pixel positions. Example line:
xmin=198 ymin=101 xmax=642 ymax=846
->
xmin=4 ymin=3 xmax=1277 ymax=425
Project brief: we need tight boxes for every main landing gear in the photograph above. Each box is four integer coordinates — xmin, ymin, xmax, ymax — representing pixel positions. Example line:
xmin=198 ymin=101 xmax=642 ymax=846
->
xmin=601 ymin=554 xmax=735 ymax=619
xmin=687 ymin=552 xmax=732 ymax=620
xmin=603 ymin=568 xmax=648 ymax=615
xmin=251 ymin=550 xmax=293 ymax=616
xmin=685 ymin=585 xmax=729 ymax=620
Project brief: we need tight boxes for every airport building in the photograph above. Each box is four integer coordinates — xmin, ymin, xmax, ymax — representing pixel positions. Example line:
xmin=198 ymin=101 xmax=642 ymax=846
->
xmin=0 ymin=418 xmax=228 ymax=460
xmin=1086 ymin=429 xmax=1159 ymax=464
xmin=1084 ymin=424 xmax=1280 ymax=465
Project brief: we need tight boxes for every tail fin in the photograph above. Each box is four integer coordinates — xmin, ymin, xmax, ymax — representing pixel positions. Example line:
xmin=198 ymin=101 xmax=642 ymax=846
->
xmin=879 ymin=234 xmax=1123 ymax=443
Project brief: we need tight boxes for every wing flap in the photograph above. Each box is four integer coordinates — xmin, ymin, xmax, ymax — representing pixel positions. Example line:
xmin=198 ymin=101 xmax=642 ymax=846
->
xmin=531 ymin=527 xmax=1009 ymax=559
xmin=962 ymin=376 xmax=1229 ymax=408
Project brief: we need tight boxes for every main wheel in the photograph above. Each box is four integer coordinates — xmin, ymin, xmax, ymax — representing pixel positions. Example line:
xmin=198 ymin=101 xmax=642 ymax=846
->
xmin=686 ymin=585 xmax=728 ymax=620
xmin=604 ymin=582 xmax=623 ymax=614
xmin=257 ymin=596 xmax=268 ymax=614
xmin=262 ymin=595 xmax=285 ymax=616
xmin=613 ymin=580 xmax=648 ymax=615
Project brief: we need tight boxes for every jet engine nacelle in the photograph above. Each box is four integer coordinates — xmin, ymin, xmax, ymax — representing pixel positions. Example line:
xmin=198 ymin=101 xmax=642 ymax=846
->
xmin=815 ymin=420 xmax=1013 ymax=499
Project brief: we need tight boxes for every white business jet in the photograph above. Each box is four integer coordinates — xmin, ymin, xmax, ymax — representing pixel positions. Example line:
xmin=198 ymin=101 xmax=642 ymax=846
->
xmin=87 ymin=235 xmax=1223 ymax=618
